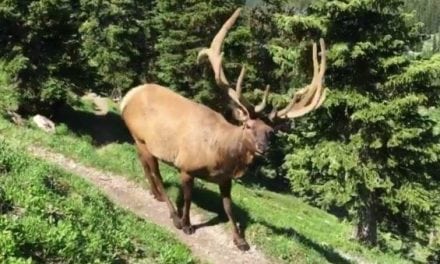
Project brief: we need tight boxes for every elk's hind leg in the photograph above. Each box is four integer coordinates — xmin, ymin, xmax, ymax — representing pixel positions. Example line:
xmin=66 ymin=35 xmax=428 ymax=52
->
xmin=136 ymin=141 xmax=181 ymax=229
xmin=135 ymin=141 xmax=163 ymax=201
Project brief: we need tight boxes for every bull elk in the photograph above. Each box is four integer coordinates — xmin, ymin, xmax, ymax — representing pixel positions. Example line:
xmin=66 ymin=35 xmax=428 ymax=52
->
xmin=120 ymin=8 xmax=326 ymax=251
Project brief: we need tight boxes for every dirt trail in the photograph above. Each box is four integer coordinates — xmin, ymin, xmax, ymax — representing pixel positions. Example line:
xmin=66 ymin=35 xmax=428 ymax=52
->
xmin=28 ymin=145 xmax=271 ymax=264
xmin=81 ymin=93 xmax=109 ymax=115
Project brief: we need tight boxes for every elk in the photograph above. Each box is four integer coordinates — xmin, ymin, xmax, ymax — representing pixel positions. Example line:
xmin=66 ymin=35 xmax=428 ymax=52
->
xmin=120 ymin=8 xmax=326 ymax=251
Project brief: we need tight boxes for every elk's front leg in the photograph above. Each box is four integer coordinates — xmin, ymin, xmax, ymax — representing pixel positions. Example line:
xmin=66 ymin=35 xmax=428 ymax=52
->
xmin=219 ymin=179 xmax=250 ymax=251
xmin=180 ymin=171 xmax=195 ymax=234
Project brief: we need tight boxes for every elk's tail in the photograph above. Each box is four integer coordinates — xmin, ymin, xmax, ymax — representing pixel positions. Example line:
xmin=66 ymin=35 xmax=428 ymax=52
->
xmin=119 ymin=85 xmax=145 ymax=113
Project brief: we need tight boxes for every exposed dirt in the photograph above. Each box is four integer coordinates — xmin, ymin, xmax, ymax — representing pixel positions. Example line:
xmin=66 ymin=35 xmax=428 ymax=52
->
xmin=81 ymin=93 xmax=109 ymax=115
xmin=28 ymin=145 xmax=271 ymax=264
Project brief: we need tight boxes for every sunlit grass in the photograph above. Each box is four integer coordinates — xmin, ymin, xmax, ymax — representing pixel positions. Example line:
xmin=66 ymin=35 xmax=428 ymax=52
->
xmin=0 ymin=139 xmax=196 ymax=263
xmin=0 ymin=105 xmax=425 ymax=263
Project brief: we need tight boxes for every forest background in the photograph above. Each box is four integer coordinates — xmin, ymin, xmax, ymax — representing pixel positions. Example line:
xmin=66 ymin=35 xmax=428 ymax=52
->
xmin=1 ymin=0 xmax=440 ymax=261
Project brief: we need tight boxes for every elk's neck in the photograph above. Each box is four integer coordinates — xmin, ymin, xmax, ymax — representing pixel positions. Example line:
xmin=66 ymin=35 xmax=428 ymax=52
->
xmin=217 ymin=124 xmax=256 ymax=178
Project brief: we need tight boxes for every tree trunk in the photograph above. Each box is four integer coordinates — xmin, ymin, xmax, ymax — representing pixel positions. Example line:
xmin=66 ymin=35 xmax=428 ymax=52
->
xmin=355 ymin=194 xmax=378 ymax=246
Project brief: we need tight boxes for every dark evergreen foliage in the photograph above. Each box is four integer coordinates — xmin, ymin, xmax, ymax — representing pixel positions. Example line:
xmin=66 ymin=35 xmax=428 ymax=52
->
xmin=275 ymin=0 xmax=440 ymax=247
xmin=404 ymin=0 xmax=440 ymax=34
xmin=150 ymin=0 xmax=245 ymax=113
xmin=0 ymin=0 xmax=84 ymax=113
xmin=79 ymin=0 xmax=154 ymax=96
xmin=0 ymin=0 xmax=154 ymax=113
xmin=0 ymin=0 xmax=439 ymax=258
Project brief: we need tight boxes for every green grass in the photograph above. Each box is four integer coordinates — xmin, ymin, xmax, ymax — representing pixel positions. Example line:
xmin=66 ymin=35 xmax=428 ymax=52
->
xmin=0 ymin=60 xmax=19 ymax=112
xmin=0 ymin=139 xmax=196 ymax=264
xmin=0 ymin=103 xmax=427 ymax=263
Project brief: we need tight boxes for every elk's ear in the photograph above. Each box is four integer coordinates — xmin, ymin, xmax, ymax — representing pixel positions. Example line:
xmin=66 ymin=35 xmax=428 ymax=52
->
xmin=232 ymin=108 xmax=249 ymax=123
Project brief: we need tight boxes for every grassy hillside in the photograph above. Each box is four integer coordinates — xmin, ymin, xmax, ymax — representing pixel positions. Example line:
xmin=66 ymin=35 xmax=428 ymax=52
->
xmin=0 ymin=139 xmax=196 ymax=263
xmin=0 ymin=99 xmax=429 ymax=263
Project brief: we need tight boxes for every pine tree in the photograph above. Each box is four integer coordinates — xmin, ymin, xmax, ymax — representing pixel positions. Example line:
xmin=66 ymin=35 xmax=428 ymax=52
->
xmin=434 ymin=34 xmax=438 ymax=53
xmin=432 ymin=30 xmax=440 ymax=54
xmin=275 ymin=0 xmax=440 ymax=247
xmin=150 ymin=0 xmax=246 ymax=111
xmin=0 ymin=0 xmax=83 ymax=113
xmin=0 ymin=0 xmax=155 ymax=113
xmin=404 ymin=0 xmax=440 ymax=34
xmin=78 ymin=0 xmax=154 ymax=97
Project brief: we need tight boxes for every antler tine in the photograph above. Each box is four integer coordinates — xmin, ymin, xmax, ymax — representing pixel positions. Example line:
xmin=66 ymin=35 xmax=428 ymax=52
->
xmin=198 ymin=8 xmax=253 ymax=121
xmin=197 ymin=8 xmax=242 ymax=87
xmin=231 ymin=65 xmax=272 ymax=117
xmin=235 ymin=65 xmax=246 ymax=98
xmin=275 ymin=42 xmax=318 ymax=117
xmin=199 ymin=8 xmax=296 ymax=121
xmin=313 ymin=38 xmax=327 ymax=109
xmin=318 ymin=38 xmax=326 ymax=80
xmin=228 ymin=65 xmax=251 ymax=118
xmin=255 ymin=85 xmax=270 ymax=113
xmin=233 ymin=65 xmax=270 ymax=115
xmin=275 ymin=38 xmax=327 ymax=119
xmin=228 ymin=88 xmax=251 ymax=119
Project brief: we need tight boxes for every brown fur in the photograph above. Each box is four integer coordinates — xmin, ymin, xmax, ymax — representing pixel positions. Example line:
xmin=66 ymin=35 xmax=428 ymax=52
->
xmin=121 ymin=83 xmax=272 ymax=251
xmin=121 ymin=83 xmax=261 ymax=183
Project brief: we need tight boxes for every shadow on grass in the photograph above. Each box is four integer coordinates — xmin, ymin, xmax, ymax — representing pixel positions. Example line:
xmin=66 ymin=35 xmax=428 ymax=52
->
xmin=237 ymin=135 xmax=291 ymax=194
xmin=238 ymin=166 xmax=291 ymax=194
xmin=52 ymin=104 xmax=133 ymax=146
xmin=175 ymin=183 xmax=230 ymax=229
xmin=259 ymin=220 xmax=352 ymax=264
xmin=166 ymin=181 xmax=351 ymax=264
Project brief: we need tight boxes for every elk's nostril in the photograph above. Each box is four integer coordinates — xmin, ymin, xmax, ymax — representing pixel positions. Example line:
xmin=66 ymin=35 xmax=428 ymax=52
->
xmin=258 ymin=143 xmax=268 ymax=152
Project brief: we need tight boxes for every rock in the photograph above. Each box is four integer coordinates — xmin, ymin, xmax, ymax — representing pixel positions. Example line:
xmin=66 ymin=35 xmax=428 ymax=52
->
xmin=32 ymin=114 xmax=55 ymax=133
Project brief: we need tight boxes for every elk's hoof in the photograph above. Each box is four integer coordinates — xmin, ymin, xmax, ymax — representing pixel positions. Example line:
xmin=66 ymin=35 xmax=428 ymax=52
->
xmin=234 ymin=237 xmax=250 ymax=251
xmin=182 ymin=225 xmax=195 ymax=235
xmin=172 ymin=213 xmax=182 ymax=229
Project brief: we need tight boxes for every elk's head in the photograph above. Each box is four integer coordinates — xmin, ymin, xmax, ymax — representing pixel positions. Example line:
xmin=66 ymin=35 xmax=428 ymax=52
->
xmin=198 ymin=8 xmax=327 ymax=155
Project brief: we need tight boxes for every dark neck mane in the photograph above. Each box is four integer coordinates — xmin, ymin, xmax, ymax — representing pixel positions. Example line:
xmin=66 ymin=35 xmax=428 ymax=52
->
xmin=215 ymin=123 xmax=256 ymax=178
